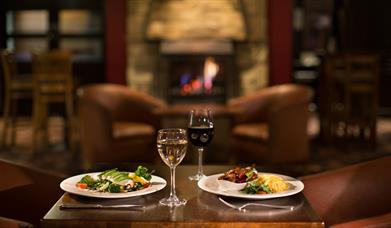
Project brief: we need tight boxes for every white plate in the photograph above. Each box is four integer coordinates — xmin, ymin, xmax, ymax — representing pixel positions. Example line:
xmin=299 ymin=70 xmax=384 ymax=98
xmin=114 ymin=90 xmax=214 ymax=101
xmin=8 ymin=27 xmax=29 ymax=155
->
xmin=198 ymin=173 xmax=304 ymax=200
xmin=60 ymin=172 xmax=166 ymax=198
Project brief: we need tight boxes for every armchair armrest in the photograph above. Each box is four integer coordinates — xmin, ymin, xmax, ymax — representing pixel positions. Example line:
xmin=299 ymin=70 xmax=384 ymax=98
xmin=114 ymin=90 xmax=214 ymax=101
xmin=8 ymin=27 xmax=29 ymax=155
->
xmin=77 ymin=84 xmax=166 ymax=129
xmin=0 ymin=216 xmax=33 ymax=228
xmin=330 ymin=212 xmax=391 ymax=228
xmin=0 ymin=159 xmax=64 ymax=227
xmin=228 ymin=84 xmax=313 ymax=124
xmin=299 ymin=156 xmax=391 ymax=226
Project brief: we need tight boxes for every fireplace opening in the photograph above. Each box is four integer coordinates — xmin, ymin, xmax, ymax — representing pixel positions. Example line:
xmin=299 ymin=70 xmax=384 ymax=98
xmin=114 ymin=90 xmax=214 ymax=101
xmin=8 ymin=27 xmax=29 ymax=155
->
xmin=167 ymin=54 xmax=235 ymax=104
xmin=159 ymin=40 xmax=237 ymax=104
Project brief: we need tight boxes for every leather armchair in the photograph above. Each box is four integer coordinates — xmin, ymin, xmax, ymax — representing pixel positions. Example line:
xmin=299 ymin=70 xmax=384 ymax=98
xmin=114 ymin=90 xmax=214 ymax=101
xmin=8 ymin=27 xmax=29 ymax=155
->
xmin=0 ymin=158 xmax=64 ymax=227
xmin=0 ymin=216 xmax=33 ymax=228
xmin=228 ymin=84 xmax=314 ymax=164
xmin=77 ymin=84 xmax=166 ymax=170
xmin=299 ymin=156 xmax=391 ymax=227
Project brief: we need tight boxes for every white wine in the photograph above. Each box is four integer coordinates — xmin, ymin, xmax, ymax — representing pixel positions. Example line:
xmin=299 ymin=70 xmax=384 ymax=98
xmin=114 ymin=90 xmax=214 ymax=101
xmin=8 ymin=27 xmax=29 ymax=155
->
xmin=157 ymin=139 xmax=188 ymax=167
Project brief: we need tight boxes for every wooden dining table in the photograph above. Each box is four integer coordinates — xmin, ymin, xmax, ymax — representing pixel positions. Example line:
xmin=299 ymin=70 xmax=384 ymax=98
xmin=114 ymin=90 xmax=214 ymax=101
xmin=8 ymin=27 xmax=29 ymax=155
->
xmin=41 ymin=164 xmax=324 ymax=227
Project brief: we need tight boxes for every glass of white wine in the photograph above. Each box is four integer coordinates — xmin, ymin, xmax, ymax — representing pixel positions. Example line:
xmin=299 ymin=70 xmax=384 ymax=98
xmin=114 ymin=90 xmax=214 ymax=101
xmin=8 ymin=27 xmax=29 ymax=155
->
xmin=157 ymin=128 xmax=188 ymax=207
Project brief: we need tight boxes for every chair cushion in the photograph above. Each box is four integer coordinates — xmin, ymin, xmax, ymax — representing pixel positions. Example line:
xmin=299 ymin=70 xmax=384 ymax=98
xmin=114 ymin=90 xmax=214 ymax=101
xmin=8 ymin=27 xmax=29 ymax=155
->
xmin=113 ymin=122 xmax=155 ymax=139
xmin=232 ymin=123 xmax=269 ymax=142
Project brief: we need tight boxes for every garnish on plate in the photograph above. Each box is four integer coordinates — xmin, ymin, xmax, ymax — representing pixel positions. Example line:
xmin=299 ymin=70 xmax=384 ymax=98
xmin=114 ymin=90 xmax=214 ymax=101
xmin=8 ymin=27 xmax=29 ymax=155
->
xmin=76 ymin=165 xmax=153 ymax=193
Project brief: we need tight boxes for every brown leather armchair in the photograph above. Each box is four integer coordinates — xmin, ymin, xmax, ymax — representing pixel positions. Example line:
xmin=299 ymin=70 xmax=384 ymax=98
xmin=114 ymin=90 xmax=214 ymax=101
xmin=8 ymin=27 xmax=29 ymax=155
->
xmin=0 ymin=216 xmax=33 ymax=228
xmin=0 ymin=158 xmax=64 ymax=227
xmin=77 ymin=84 xmax=166 ymax=170
xmin=299 ymin=156 xmax=391 ymax=227
xmin=228 ymin=84 xmax=314 ymax=164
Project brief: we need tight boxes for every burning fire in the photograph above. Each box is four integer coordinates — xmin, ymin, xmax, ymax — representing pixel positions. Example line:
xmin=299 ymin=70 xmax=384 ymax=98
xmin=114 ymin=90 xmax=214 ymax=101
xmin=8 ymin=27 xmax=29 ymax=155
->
xmin=180 ymin=57 xmax=219 ymax=96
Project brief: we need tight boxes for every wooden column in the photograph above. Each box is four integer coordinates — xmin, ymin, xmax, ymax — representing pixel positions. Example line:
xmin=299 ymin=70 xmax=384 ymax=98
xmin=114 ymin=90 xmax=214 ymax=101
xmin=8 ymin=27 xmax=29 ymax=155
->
xmin=104 ymin=0 xmax=126 ymax=84
xmin=268 ymin=0 xmax=293 ymax=85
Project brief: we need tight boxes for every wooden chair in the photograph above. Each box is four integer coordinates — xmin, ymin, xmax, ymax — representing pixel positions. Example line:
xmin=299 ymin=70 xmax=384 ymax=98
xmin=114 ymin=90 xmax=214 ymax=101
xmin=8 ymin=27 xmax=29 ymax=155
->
xmin=0 ymin=50 xmax=34 ymax=147
xmin=31 ymin=50 xmax=75 ymax=151
xmin=344 ymin=53 xmax=379 ymax=144
xmin=320 ymin=53 xmax=379 ymax=145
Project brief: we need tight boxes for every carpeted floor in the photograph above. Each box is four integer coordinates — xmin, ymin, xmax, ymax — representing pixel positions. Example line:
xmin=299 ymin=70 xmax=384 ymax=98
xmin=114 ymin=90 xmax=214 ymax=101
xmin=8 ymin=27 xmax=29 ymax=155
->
xmin=0 ymin=115 xmax=390 ymax=177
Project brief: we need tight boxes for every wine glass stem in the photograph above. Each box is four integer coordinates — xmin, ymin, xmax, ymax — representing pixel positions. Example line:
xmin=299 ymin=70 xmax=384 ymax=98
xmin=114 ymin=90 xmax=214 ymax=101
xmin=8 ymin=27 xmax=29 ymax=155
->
xmin=169 ymin=166 xmax=176 ymax=198
xmin=197 ymin=147 xmax=204 ymax=176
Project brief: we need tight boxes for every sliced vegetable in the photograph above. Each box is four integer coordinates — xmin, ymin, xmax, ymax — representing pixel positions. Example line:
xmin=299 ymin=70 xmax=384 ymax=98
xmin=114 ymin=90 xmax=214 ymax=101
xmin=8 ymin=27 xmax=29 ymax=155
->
xmin=76 ymin=183 xmax=88 ymax=189
xmin=98 ymin=181 xmax=110 ymax=191
xmin=245 ymin=170 xmax=255 ymax=181
xmin=108 ymin=183 xmax=121 ymax=193
xmin=98 ymin=168 xmax=118 ymax=179
xmin=78 ymin=175 xmax=96 ymax=187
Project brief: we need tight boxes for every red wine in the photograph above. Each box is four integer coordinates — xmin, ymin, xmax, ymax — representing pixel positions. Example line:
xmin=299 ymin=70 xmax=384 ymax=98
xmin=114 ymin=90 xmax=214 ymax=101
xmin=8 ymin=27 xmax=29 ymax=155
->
xmin=187 ymin=126 xmax=215 ymax=147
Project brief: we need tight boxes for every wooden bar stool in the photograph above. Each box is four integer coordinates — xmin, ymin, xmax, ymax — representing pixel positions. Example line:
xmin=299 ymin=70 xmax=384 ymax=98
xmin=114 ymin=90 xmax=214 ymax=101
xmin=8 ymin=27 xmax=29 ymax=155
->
xmin=0 ymin=50 xmax=34 ymax=147
xmin=31 ymin=50 xmax=75 ymax=151
xmin=321 ymin=53 xmax=379 ymax=145
xmin=344 ymin=53 xmax=379 ymax=145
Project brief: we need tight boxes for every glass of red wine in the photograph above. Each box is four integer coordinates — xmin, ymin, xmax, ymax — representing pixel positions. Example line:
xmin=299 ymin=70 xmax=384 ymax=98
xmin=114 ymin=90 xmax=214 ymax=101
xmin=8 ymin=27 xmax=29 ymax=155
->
xmin=188 ymin=109 xmax=214 ymax=181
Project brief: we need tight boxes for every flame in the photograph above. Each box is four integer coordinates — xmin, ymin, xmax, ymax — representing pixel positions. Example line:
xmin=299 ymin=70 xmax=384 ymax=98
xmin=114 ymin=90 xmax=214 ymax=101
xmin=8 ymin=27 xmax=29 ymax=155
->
xmin=203 ymin=57 xmax=219 ymax=94
xmin=179 ymin=57 xmax=219 ymax=95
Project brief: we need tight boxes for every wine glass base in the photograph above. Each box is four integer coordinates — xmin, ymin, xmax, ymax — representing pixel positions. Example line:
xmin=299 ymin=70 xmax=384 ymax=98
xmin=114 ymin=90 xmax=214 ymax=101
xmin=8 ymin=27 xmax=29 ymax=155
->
xmin=159 ymin=197 xmax=187 ymax=207
xmin=188 ymin=173 xmax=205 ymax=181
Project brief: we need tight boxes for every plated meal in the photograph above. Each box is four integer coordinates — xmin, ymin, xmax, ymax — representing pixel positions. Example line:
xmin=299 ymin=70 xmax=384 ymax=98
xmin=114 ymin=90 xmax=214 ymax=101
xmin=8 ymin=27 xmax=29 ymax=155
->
xmin=60 ymin=166 xmax=167 ymax=198
xmin=217 ymin=166 xmax=289 ymax=194
xmin=198 ymin=166 xmax=304 ymax=200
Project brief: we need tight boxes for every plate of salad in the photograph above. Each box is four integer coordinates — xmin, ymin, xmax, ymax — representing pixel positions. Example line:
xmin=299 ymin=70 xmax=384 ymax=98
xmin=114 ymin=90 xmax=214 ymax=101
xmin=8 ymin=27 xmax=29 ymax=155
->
xmin=198 ymin=169 xmax=304 ymax=200
xmin=60 ymin=166 xmax=166 ymax=198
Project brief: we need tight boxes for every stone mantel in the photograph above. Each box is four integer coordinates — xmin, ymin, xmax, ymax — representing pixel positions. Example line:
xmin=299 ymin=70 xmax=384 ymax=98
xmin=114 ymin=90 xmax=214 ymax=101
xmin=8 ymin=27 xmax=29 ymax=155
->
xmin=160 ymin=40 xmax=234 ymax=55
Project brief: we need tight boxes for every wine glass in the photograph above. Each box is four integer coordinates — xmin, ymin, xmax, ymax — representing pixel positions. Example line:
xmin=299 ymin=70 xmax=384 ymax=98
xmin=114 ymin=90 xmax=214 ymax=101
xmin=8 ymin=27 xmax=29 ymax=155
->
xmin=157 ymin=128 xmax=188 ymax=206
xmin=188 ymin=109 xmax=214 ymax=181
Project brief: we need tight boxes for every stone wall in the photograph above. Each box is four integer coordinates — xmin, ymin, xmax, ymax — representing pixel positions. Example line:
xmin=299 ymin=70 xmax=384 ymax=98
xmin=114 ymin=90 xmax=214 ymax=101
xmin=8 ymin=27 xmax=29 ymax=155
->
xmin=127 ymin=0 xmax=158 ymax=94
xmin=126 ymin=0 xmax=268 ymax=98
xmin=236 ymin=0 xmax=269 ymax=95
xmin=146 ymin=0 xmax=246 ymax=41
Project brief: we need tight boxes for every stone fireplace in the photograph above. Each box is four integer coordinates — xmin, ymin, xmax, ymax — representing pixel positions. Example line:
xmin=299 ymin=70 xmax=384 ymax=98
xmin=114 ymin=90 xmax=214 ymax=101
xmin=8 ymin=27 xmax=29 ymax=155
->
xmin=126 ymin=0 xmax=268 ymax=103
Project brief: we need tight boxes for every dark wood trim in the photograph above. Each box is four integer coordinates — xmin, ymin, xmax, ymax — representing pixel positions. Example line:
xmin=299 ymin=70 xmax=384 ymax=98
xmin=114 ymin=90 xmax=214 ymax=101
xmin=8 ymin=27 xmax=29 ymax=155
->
xmin=104 ymin=0 xmax=126 ymax=84
xmin=268 ymin=0 xmax=293 ymax=85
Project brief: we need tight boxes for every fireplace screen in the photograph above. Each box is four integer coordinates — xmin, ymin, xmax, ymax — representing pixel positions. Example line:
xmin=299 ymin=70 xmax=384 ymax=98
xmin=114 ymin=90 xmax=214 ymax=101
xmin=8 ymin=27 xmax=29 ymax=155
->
xmin=168 ymin=55 xmax=232 ymax=103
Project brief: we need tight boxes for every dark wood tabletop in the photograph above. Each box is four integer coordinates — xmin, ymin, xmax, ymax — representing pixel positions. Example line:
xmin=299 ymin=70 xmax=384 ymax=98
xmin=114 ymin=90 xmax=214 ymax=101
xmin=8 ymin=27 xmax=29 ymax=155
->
xmin=42 ymin=165 xmax=324 ymax=228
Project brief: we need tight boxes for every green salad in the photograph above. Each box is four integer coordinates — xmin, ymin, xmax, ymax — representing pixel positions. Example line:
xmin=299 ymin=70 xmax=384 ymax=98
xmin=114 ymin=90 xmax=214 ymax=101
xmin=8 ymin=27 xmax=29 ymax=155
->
xmin=76 ymin=166 xmax=153 ymax=193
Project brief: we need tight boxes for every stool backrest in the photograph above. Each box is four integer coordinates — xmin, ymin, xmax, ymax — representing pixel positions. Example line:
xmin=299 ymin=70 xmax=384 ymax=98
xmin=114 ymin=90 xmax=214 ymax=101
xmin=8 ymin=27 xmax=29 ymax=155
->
xmin=0 ymin=50 xmax=18 ymax=88
xmin=32 ymin=50 xmax=73 ymax=101
xmin=345 ymin=53 xmax=379 ymax=85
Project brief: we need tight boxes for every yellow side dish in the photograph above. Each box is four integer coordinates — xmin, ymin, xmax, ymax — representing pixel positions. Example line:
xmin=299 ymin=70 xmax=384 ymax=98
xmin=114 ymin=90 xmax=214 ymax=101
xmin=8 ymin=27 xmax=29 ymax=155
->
xmin=257 ymin=175 xmax=289 ymax=193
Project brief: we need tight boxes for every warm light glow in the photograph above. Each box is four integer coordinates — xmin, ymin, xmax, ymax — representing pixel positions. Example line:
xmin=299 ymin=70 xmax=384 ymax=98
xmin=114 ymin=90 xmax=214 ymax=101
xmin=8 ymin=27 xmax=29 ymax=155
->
xmin=179 ymin=57 xmax=219 ymax=96
xmin=203 ymin=57 xmax=219 ymax=94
